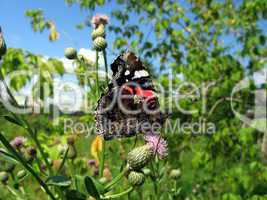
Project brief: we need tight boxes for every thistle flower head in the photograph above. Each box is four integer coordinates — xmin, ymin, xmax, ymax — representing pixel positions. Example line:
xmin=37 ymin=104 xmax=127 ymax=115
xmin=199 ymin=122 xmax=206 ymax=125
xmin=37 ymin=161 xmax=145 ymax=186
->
xmin=169 ymin=169 xmax=181 ymax=179
xmin=128 ymin=171 xmax=145 ymax=186
xmin=10 ymin=136 xmax=26 ymax=149
xmin=93 ymin=37 xmax=107 ymax=51
xmin=67 ymin=145 xmax=77 ymax=160
xmin=91 ymin=14 xmax=109 ymax=27
xmin=87 ymin=159 xmax=97 ymax=167
xmin=127 ymin=145 xmax=153 ymax=170
xmin=144 ymin=134 xmax=168 ymax=159
xmin=64 ymin=47 xmax=77 ymax=60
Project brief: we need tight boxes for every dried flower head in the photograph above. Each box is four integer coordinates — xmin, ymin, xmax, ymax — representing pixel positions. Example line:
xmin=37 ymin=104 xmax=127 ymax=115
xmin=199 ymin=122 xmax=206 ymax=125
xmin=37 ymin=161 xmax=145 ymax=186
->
xmin=27 ymin=147 xmax=37 ymax=158
xmin=10 ymin=136 xmax=26 ymax=149
xmin=144 ymin=134 xmax=168 ymax=159
xmin=67 ymin=136 xmax=75 ymax=146
xmin=91 ymin=14 xmax=109 ymax=27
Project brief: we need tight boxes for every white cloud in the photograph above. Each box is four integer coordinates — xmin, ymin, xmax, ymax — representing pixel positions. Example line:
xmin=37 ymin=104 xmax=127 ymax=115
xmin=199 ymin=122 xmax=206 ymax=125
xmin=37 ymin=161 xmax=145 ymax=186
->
xmin=253 ymin=67 xmax=267 ymax=86
xmin=78 ymin=48 xmax=104 ymax=68
xmin=59 ymin=48 xmax=104 ymax=73
xmin=59 ymin=57 xmax=76 ymax=73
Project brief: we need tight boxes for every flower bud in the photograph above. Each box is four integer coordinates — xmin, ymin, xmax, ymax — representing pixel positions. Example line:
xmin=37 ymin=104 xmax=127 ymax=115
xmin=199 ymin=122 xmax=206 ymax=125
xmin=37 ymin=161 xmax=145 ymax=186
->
xmin=67 ymin=136 xmax=76 ymax=146
xmin=93 ymin=37 xmax=107 ymax=51
xmin=99 ymin=177 xmax=108 ymax=184
xmin=127 ymin=145 xmax=153 ymax=170
xmin=169 ymin=169 xmax=181 ymax=180
xmin=67 ymin=145 xmax=77 ymax=160
xmin=17 ymin=170 xmax=27 ymax=180
xmin=27 ymin=147 xmax=37 ymax=158
xmin=0 ymin=171 xmax=9 ymax=184
xmin=64 ymin=47 xmax=77 ymax=60
xmin=128 ymin=171 xmax=145 ymax=187
xmin=91 ymin=24 xmax=105 ymax=40
xmin=93 ymin=168 xmax=99 ymax=177
xmin=88 ymin=159 xmax=97 ymax=167
xmin=26 ymin=147 xmax=37 ymax=163
xmin=10 ymin=136 xmax=26 ymax=149
xmin=41 ymin=163 xmax=46 ymax=172
xmin=103 ymin=166 xmax=112 ymax=181
xmin=52 ymin=159 xmax=63 ymax=171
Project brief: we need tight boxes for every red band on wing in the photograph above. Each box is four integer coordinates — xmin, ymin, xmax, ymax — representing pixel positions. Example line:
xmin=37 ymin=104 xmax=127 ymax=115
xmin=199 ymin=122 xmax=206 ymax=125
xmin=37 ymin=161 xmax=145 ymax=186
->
xmin=122 ymin=85 xmax=134 ymax=95
xmin=135 ymin=87 xmax=154 ymax=98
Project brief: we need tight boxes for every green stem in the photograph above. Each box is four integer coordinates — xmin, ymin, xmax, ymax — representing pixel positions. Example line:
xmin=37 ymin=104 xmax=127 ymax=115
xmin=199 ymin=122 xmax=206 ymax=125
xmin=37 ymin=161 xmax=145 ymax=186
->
xmin=0 ymin=69 xmax=52 ymax=175
xmin=102 ymin=187 xmax=134 ymax=199
xmin=0 ymin=132 xmax=56 ymax=200
xmin=104 ymin=167 xmax=129 ymax=192
xmin=99 ymin=139 xmax=106 ymax=177
xmin=137 ymin=188 xmax=143 ymax=200
xmin=103 ymin=49 xmax=109 ymax=85
xmin=31 ymin=129 xmax=53 ymax=175
xmin=11 ymin=171 xmax=16 ymax=181
xmin=70 ymin=160 xmax=79 ymax=190
xmin=150 ymin=163 xmax=159 ymax=200
xmin=56 ymin=147 xmax=69 ymax=175
xmin=95 ymin=50 xmax=100 ymax=96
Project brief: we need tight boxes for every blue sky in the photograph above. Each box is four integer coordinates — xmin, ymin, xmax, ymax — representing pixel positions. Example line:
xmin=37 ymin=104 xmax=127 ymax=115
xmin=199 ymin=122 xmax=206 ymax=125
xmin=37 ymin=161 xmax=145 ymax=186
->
xmin=0 ymin=0 xmax=265 ymax=108
xmin=0 ymin=0 xmax=121 ymax=58
xmin=0 ymin=0 xmax=266 ymax=70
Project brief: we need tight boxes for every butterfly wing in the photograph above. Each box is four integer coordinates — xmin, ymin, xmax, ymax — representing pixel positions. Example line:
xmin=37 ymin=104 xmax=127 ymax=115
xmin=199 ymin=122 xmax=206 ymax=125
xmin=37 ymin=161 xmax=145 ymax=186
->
xmin=95 ymin=51 xmax=166 ymax=140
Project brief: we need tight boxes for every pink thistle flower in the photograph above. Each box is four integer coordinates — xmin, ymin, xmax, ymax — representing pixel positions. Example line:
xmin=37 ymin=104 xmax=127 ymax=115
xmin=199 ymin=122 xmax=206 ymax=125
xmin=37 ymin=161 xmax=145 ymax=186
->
xmin=144 ymin=134 xmax=168 ymax=159
xmin=88 ymin=159 xmax=97 ymax=167
xmin=10 ymin=136 xmax=26 ymax=149
xmin=91 ymin=14 xmax=109 ymax=27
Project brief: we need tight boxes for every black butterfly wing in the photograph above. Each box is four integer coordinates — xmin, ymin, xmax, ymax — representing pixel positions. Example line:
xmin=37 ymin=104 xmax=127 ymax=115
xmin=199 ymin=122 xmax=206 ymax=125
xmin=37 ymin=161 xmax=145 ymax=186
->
xmin=95 ymin=51 xmax=166 ymax=140
xmin=95 ymin=87 xmax=140 ymax=140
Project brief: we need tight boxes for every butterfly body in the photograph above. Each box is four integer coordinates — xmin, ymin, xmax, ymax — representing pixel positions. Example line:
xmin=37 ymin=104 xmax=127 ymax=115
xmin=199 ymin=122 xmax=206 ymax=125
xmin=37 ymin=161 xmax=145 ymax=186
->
xmin=95 ymin=51 xmax=166 ymax=140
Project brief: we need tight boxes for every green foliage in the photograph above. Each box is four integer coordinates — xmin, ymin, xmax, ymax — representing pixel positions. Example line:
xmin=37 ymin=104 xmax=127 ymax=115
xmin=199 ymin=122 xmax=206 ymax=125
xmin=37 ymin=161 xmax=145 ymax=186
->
xmin=0 ymin=0 xmax=266 ymax=199
xmin=25 ymin=9 xmax=60 ymax=41
xmin=1 ymin=48 xmax=64 ymax=98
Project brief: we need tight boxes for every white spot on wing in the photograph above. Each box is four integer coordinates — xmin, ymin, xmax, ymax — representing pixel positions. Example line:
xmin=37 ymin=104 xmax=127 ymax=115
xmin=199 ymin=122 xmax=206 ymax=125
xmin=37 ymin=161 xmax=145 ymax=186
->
xmin=125 ymin=70 xmax=130 ymax=76
xmin=133 ymin=70 xmax=149 ymax=79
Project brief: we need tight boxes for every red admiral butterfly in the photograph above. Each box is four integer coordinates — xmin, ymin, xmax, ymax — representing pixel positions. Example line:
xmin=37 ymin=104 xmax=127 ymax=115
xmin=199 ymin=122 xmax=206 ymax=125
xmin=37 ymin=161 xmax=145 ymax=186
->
xmin=95 ymin=51 xmax=166 ymax=140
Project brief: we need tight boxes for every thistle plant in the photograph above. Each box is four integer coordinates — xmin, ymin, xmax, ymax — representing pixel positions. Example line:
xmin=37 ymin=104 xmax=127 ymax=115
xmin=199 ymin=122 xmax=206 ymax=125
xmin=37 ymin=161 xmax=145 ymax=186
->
xmin=0 ymin=16 xmax=169 ymax=199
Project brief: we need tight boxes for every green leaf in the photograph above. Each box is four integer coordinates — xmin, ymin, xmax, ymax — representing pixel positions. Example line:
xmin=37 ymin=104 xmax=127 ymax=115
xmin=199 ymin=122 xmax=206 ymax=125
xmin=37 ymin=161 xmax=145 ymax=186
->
xmin=4 ymin=116 xmax=23 ymax=127
xmin=92 ymin=178 xmax=105 ymax=195
xmin=46 ymin=176 xmax=72 ymax=187
xmin=84 ymin=176 xmax=100 ymax=199
xmin=56 ymin=148 xmax=69 ymax=175
xmin=0 ymin=149 xmax=18 ymax=164
xmin=65 ymin=190 xmax=86 ymax=200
